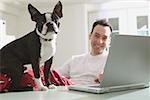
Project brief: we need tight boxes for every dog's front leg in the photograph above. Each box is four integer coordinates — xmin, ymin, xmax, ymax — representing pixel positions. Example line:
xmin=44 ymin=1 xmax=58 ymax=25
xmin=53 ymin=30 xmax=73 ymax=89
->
xmin=44 ymin=56 xmax=56 ymax=89
xmin=32 ymin=60 xmax=48 ymax=91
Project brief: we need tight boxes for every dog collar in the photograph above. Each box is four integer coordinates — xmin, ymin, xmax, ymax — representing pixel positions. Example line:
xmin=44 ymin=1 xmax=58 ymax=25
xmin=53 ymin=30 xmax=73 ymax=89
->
xmin=42 ymin=38 xmax=52 ymax=41
xmin=36 ymin=29 xmax=52 ymax=41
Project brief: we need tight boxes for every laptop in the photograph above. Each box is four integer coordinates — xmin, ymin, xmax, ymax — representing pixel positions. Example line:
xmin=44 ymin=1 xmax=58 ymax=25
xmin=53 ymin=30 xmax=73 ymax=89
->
xmin=68 ymin=35 xmax=150 ymax=94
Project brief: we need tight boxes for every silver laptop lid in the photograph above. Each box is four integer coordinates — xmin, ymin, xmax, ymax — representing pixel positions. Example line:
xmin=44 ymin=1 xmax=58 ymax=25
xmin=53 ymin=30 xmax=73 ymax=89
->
xmin=101 ymin=35 xmax=150 ymax=87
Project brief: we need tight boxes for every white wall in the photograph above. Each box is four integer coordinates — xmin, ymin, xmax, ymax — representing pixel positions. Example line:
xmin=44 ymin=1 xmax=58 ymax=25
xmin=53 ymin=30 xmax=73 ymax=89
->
xmin=0 ymin=2 xmax=19 ymax=48
xmin=0 ymin=2 xmax=20 ymax=36
xmin=53 ymin=4 xmax=88 ymax=67
xmin=86 ymin=0 xmax=149 ymax=34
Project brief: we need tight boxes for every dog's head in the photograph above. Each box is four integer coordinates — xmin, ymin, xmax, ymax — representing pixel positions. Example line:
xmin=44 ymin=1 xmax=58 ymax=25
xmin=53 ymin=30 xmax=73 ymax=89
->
xmin=28 ymin=1 xmax=63 ymax=41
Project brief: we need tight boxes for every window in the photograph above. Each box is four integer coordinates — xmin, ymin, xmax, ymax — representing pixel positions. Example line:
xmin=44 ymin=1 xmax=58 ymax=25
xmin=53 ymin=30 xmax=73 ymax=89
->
xmin=108 ymin=18 xmax=119 ymax=35
xmin=88 ymin=1 xmax=149 ymax=36
xmin=136 ymin=16 xmax=149 ymax=36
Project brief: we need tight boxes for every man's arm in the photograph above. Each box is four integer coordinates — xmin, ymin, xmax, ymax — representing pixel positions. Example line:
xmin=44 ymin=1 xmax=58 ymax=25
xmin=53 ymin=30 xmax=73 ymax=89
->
xmin=57 ymin=58 xmax=72 ymax=79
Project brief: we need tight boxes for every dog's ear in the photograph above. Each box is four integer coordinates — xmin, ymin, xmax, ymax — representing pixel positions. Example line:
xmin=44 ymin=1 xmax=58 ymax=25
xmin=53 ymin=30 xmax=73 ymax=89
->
xmin=51 ymin=1 xmax=63 ymax=21
xmin=28 ymin=4 xmax=41 ymax=22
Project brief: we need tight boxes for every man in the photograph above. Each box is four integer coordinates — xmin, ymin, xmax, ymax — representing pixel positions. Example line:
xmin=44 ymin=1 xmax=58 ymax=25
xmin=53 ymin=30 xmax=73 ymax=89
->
xmin=57 ymin=19 xmax=112 ymax=85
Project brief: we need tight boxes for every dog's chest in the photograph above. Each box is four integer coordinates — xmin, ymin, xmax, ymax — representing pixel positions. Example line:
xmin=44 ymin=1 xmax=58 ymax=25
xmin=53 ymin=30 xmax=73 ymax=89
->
xmin=40 ymin=39 xmax=56 ymax=63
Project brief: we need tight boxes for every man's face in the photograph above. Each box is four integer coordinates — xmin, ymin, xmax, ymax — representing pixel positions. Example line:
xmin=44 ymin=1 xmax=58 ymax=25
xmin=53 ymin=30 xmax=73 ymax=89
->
xmin=89 ymin=25 xmax=111 ymax=55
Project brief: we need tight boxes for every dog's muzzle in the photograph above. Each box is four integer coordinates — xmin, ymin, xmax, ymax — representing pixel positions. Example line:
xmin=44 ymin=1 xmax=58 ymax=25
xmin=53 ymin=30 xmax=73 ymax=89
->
xmin=46 ymin=22 xmax=59 ymax=34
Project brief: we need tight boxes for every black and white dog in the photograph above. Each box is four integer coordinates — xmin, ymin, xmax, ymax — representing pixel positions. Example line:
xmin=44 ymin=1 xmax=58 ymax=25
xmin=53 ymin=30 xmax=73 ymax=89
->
xmin=0 ymin=1 xmax=63 ymax=91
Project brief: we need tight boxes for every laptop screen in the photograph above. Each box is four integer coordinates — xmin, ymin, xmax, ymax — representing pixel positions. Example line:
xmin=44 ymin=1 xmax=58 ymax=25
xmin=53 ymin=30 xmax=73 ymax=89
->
xmin=101 ymin=35 xmax=150 ymax=87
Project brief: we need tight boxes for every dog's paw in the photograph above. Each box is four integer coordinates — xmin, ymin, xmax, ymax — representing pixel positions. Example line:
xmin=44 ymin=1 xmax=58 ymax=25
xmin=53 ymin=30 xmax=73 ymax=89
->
xmin=48 ymin=84 xmax=57 ymax=89
xmin=38 ymin=86 xmax=48 ymax=91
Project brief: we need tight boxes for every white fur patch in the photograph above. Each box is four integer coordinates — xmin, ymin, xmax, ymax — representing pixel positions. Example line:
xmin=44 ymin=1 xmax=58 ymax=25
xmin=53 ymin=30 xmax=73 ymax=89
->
xmin=40 ymin=34 xmax=57 ymax=64
xmin=45 ymin=13 xmax=59 ymax=33
xmin=34 ymin=78 xmax=44 ymax=87
xmin=36 ymin=13 xmax=58 ymax=64
xmin=45 ymin=13 xmax=51 ymax=22
xmin=41 ymin=24 xmax=48 ymax=35
xmin=34 ymin=78 xmax=48 ymax=91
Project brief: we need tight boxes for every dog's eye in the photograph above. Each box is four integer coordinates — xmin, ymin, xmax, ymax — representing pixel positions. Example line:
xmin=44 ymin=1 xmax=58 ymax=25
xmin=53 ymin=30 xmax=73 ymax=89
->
xmin=55 ymin=20 xmax=60 ymax=26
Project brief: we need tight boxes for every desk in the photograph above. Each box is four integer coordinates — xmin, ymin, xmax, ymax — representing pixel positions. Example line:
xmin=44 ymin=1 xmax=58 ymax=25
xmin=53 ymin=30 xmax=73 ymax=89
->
xmin=0 ymin=86 xmax=150 ymax=100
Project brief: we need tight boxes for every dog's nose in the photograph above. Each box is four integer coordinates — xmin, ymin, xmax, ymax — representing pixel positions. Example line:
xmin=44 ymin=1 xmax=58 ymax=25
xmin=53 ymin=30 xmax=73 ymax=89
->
xmin=46 ymin=22 xmax=59 ymax=34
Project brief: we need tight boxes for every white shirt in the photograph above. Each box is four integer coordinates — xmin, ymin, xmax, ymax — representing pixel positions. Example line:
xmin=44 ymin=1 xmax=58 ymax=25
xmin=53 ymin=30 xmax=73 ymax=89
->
xmin=57 ymin=50 xmax=109 ymax=85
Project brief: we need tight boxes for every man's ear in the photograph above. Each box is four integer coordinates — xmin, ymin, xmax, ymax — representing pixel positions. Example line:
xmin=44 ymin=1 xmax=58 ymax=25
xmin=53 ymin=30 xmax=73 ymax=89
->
xmin=28 ymin=4 xmax=41 ymax=22
xmin=51 ymin=1 xmax=63 ymax=21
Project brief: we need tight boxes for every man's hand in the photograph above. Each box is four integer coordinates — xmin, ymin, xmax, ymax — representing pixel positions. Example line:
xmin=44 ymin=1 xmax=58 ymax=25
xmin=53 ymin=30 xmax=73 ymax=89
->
xmin=94 ymin=74 xmax=103 ymax=83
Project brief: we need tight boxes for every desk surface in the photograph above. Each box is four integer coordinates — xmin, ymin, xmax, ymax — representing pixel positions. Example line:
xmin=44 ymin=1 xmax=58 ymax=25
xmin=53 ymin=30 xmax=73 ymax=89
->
xmin=0 ymin=86 xmax=150 ymax=100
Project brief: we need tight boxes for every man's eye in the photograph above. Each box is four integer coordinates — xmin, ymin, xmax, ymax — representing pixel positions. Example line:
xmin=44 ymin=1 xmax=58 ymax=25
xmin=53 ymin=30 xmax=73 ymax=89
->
xmin=94 ymin=33 xmax=100 ymax=37
xmin=96 ymin=35 xmax=100 ymax=37
xmin=103 ymin=36 xmax=107 ymax=40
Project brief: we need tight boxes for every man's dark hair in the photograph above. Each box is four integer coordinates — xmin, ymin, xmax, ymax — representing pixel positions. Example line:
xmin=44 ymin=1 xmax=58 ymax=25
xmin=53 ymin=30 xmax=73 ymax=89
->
xmin=91 ymin=19 xmax=112 ymax=34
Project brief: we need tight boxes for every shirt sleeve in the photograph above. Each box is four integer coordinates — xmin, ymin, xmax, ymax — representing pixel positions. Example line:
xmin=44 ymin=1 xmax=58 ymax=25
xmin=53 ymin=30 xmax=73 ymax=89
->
xmin=57 ymin=57 xmax=72 ymax=79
